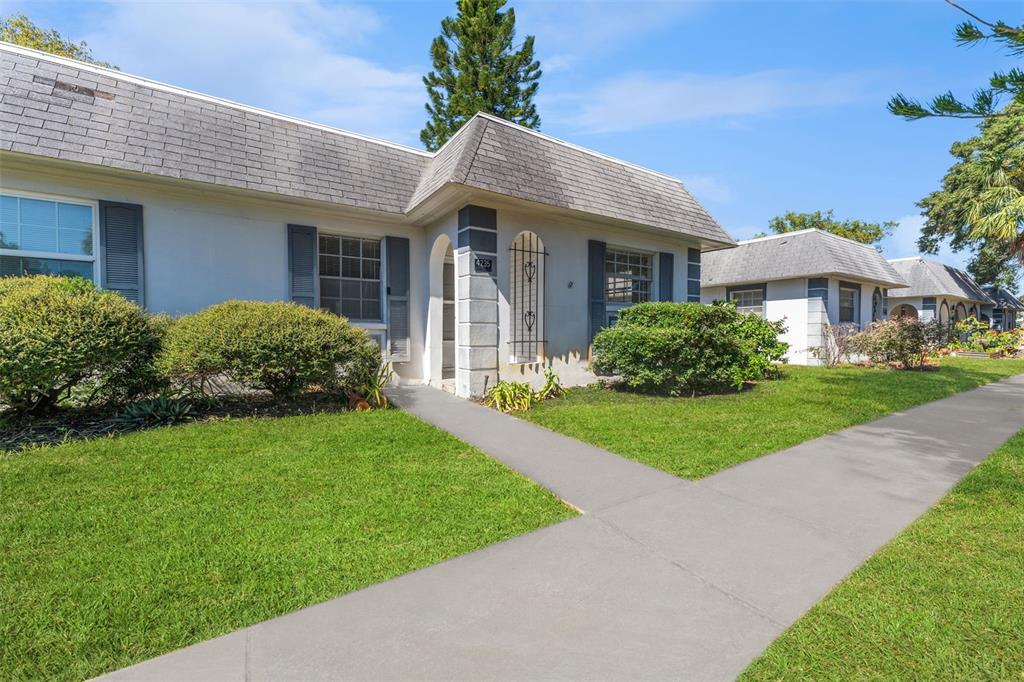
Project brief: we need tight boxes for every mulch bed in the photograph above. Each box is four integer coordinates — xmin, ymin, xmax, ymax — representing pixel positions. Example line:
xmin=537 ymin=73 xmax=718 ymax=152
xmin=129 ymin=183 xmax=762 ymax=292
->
xmin=1 ymin=393 xmax=352 ymax=453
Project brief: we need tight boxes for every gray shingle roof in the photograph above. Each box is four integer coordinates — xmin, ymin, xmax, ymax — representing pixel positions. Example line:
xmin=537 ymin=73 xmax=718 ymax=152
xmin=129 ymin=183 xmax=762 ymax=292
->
xmin=701 ymin=229 xmax=907 ymax=288
xmin=0 ymin=46 xmax=429 ymax=214
xmin=984 ymin=286 xmax=1024 ymax=310
xmin=0 ymin=44 xmax=732 ymax=246
xmin=886 ymin=258 xmax=993 ymax=303
xmin=411 ymin=115 xmax=733 ymax=244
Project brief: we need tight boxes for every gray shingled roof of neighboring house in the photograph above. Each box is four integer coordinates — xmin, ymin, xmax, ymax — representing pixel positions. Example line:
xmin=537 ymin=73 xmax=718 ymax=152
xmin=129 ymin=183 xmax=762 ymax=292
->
xmin=984 ymin=285 xmax=1024 ymax=310
xmin=701 ymin=229 xmax=907 ymax=288
xmin=0 ymin=44 xmax=734 ymax=246
xmin=887 ymin=258 xmax=993 ymax=303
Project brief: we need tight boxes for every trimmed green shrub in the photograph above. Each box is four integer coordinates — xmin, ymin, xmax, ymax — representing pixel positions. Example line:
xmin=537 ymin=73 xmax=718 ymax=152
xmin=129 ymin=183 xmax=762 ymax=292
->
xmin=592 ymin=302 xmax=788 ymax=395
xmin=159 ymin=300 xmax=380 ymax=398
xmin=0 ymin=276 xmax=163 ymax=413
xmin=852 ymin=319 xmax=928 ymax=369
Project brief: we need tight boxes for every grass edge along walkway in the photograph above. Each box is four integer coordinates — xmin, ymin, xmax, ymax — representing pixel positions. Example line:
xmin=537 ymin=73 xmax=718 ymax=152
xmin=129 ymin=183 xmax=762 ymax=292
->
xmin=740 ymin=428 xmax=1024 ymax=680
xmin=522 ymin=357 xmax=1024 ymax=479
xmin=0 ymin=409 xmax=575 ymax=681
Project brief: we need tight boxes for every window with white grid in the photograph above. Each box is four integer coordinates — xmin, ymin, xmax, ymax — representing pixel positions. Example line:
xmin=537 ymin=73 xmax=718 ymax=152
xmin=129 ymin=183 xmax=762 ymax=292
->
xmin=318 ymin=235 xmax=382 ymax=321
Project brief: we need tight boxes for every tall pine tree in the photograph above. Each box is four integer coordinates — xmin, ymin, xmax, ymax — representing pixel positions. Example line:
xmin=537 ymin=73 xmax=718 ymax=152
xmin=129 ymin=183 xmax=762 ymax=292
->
xmin=420 ymin=0 xmax=541 ymax=151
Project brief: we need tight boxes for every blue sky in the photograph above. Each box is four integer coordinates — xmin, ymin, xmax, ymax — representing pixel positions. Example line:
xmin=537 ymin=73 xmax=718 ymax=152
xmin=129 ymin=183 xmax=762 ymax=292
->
xmin=8 ymin=0 xmax=1021 ymax=272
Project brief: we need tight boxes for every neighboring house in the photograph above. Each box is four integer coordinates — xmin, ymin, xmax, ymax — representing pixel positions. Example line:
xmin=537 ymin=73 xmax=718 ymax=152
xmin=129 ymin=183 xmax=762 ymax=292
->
xmin=982 ymin=286 xmax=1023 ymax=331
xmin=0 ymin=44 xmax=734 ymax=398
xmin=701 ymin=229 xmax=907 ymax=365
xmin=886 ymin=257 xmax=992 ymax=324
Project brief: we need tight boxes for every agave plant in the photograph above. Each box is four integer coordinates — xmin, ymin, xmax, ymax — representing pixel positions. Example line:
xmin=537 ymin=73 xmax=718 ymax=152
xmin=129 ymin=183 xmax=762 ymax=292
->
xmin=114 ymin=396 xmax=194 ymax=429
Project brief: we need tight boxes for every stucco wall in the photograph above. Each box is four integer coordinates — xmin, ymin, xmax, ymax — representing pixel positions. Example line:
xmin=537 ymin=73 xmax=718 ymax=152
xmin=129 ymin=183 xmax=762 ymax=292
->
xmin=703 ymin=276 xmax=891 ymax=366
xmin=1 ymin=164 xmax=429 ymax=382
xmin=2 ymin=163 xmax=706 ymax=392
xmin=491 ymin=207 xmax=701 ymax=389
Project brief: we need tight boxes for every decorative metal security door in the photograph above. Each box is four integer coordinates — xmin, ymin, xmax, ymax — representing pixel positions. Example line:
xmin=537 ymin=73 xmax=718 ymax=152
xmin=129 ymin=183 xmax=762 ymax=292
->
xmin=509 ymin=232 xmax=547 ymax=363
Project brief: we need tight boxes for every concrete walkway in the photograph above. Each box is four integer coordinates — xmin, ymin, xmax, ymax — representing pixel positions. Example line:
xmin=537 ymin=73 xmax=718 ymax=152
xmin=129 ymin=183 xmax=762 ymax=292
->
xmin=101 ymin=375 xmax=1024 ymax=681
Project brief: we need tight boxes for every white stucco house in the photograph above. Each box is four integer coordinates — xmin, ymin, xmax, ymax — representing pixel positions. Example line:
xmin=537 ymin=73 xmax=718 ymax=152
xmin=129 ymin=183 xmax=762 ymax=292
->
xmin=700 ymin=229 xmax=907 ymax=365
xmin=0 ymin=44 xmax=736 ymax=398
xmin=885 ymin=257 xmax=992 ymax=324
xmin=982 ymin=286 xmax=1023 ymax=331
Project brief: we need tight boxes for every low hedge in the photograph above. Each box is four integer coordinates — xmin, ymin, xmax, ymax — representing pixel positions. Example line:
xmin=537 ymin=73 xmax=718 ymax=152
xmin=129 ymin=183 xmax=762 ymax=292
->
xmin=159 ymin=300 xmax=380 ymax=398
xmin=592 ymin=302 xmax=788 ymax=395
xmin=0 ymin=276 xmax=163 ymax=413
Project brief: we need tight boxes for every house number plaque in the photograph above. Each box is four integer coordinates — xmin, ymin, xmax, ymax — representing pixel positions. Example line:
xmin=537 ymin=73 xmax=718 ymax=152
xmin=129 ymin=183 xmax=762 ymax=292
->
xmin=474 ymin=257 xmax=494 ymax=273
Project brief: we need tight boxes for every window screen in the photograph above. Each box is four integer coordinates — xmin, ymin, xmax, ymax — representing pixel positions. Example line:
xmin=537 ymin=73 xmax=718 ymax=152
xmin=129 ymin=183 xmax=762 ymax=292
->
xmin=730 ymin=288 xmax=765 ymax=317
xmin=839 ymin=287 xmax=857 ymax=323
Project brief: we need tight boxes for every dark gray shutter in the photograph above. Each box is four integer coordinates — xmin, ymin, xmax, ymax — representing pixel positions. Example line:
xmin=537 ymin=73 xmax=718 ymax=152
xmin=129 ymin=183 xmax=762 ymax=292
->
xmin=98 ymin=201 xmax=144 ymax=306
xmin=658 ymin=252 xmax=674 ymax=301
xmin=386 ymin=236 xmax=410 ymax=361
xmin=288 ymin=224 xmax=317 ymax=308
xmin=588 ymin=240 xmax=606 ymax=341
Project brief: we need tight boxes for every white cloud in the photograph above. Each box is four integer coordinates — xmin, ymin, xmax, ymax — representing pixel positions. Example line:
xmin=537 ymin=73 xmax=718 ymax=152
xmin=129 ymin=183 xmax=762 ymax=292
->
xmin=681 ymin=174 xmax=735 ymax=204
xmin=81 ymin=1 xmax=424 ymax=144
xmin=519 ymin=0 xmax=702 ymax=71
xmin=880 ymin=214 xmax=969 ymax=270
xmin=549 ymin=69 xmax=880 ymax=134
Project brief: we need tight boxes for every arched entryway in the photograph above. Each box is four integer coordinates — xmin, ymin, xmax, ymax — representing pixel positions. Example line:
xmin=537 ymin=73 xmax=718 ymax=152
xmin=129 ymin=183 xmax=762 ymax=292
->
xmin=890 ymin=303 xmax=918 ymax=320
xmin=939 ymin=301 xmax=950 ymax=324
xmin=954 ymin=302 xmax=967 ymax=322
xmin=969 ymin=304 xmax=978 ymax=318
xmin=426 ymin=234 xmax=455 ymax=387
xmin=871 ymin=287 xmax=883 ymax=321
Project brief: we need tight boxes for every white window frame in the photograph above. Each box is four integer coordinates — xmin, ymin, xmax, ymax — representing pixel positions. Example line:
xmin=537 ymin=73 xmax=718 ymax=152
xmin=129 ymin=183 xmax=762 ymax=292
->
xmin=730 ymin=287 xmax=765 ymax=318
xmin=0 ymin=189 xmax=100 ymax=282
xmin=605 ymin=245 xmax=655 ymax=317
xmin=838 ymin=286 xmax=858 ymax=324
xmin=316 ymin=230 xmax=386 ymax=329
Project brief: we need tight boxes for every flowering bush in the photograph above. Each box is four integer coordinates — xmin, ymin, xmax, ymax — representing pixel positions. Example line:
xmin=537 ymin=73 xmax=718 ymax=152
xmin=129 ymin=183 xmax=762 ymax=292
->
xmin=852 ymin=319 xmax=929 ymax=369
xmin=950 ymin=319 xmax=1023 ymax=356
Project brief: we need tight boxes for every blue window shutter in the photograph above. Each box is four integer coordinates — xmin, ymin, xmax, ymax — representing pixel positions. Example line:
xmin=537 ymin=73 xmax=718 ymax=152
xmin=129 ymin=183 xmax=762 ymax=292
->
xmin=386 ymin=236 xmax=410 ymax=361
xmin=658 ymin=252 xmax=674 ymax=301
xmin=588 ymin=240 xmax=606 ymax=341
xmin=288 ymin=224 xmax=317 ymax=308
xmin=98 ymin=201 xmax=144 ymax=306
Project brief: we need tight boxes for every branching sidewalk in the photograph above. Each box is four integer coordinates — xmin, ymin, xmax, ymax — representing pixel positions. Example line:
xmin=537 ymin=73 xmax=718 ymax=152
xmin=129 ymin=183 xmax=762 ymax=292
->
xmin=100 ymin=375 xmax=1024 ymax=681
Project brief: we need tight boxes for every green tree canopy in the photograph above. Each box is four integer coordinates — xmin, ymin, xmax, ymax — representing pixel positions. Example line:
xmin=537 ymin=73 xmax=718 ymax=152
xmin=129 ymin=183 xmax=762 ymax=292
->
xmin=420 ymin=0 xmax=541 ymax=151
xmin=888 ymin=1 xmax=1022 ymax=120
xmin=761 ymin=210 xmax=896 ymax=246
xmin=0 ymin=14 xmax=115 ymax=69
xmin=917 ymin=102 xmax=1023 ymax=286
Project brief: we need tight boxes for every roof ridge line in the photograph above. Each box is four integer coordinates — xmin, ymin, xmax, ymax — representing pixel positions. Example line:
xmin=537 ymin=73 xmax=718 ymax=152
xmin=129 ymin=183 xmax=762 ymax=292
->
xmin=472 ymin=112 xmax=688 ymax=186
xmin=0 ymin=41 xmax=433 ymax=158
xmin=457 ymin=118 xmax=488 ymax=185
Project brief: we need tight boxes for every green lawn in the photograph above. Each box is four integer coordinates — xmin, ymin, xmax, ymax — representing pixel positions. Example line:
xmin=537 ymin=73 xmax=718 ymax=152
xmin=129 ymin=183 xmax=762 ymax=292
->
xmin=742 ymin=429 xmax=1024 ymax=681
xmin=0 ymin=410 xmax=574 ymax=681
xmin=523 ymin=357 xmax=1024 ymax=479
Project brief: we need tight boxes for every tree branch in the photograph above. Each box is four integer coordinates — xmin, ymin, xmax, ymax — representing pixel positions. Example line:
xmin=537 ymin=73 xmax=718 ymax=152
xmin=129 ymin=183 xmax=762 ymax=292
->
xmin=943 ymin=0 xmax=998 ymax=30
